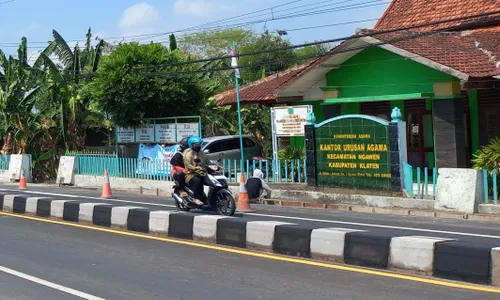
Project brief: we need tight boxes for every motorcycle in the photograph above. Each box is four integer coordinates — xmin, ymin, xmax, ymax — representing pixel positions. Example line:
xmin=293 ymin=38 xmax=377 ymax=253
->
xmin=172 ymin=158 xmax=236 ymax=216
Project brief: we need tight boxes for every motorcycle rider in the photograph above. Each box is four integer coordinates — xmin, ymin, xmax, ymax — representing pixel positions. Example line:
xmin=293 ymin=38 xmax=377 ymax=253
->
xmin=170 ymin=136 xmax=191 ymax=198
xmin=183 ymin=136 xmax=207 ymax=206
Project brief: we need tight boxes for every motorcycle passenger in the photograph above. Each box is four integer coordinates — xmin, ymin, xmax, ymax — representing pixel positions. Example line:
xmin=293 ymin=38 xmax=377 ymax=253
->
xmin=183 ymin=136 xmax=207 ymax=206
xmin=246 ymin=169 xmax=272 ymax=203
xmin=170 ymin=136 xmax=191 ymax=198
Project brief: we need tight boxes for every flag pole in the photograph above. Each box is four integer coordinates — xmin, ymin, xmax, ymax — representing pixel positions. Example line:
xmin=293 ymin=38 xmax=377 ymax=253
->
xmin=232 ymin=40 xmax=245 ymax=172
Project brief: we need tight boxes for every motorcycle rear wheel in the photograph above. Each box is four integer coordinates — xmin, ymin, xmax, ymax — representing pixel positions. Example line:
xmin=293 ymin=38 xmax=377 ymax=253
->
xmin=216 ymin=190 xmax=236 ymax=216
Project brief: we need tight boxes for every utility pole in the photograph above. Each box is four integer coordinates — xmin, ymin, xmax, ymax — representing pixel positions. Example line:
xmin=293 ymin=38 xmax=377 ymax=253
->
xmin=231 ymin=40 xmax=245 ymax=171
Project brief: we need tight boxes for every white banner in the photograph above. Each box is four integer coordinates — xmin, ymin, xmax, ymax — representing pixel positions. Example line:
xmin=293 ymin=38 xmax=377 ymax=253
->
xmin=272 ymin=106 xmax=311 ymax=137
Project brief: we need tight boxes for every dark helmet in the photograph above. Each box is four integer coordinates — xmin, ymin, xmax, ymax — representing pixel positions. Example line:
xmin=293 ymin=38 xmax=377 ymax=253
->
xmin=179 ymin=136 xmax=191 ymax=151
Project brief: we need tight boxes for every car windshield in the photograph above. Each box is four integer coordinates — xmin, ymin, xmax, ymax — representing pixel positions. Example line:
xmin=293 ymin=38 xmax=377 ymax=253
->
xmin=201 ymin=141 xmax=208 ymax=149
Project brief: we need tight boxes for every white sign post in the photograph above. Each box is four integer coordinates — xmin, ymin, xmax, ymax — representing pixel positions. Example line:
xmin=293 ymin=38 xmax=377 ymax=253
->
xmin=176 ymin=123 xmax=199 ymax=141
xmin=56 ymin=156 xmax=76 ymax=185
xmin=116 ymin=122 xmax=201 ymax=144
xmin=155 ymin=123 xmax=176 ymax=143
xmin=273 ymin=106 xmax=310 ymax=136
xmin=270 ymin=105 xmax=312 ymax=180
xmin=8 ymin=154 xmax=32 ymax=182
xmin=135 ymin=125 xmax=155 ymax=143
xmin=116 ymin=127 xmax=135 ymax=143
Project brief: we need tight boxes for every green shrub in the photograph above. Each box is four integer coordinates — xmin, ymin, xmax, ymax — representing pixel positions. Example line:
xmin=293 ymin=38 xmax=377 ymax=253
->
xmin=278 ymin=146 xmax=305 ymax=182
xmin=472 ymin=138 xmax=500 ymax=199
xmin=278 ymin=146 xmax=305 ymax=161
xmin=472 ymin=137 xmax=500 ymax=171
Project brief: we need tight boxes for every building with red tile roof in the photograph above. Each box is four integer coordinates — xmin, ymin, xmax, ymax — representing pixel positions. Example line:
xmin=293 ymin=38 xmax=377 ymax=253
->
xmin=361 ymin=29 xmax=500 ymax=78
xmin=374 ymin=0 xmax=500 ymax=31
xmin=215 ymin=0 xmax=500 ymax=171
xmin=215 ymin=63 xmax=311 ymax=106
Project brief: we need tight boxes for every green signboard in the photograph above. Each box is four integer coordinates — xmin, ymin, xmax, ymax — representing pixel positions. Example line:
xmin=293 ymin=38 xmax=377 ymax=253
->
xmin=315 ymin=115 xmax=392 ymax=190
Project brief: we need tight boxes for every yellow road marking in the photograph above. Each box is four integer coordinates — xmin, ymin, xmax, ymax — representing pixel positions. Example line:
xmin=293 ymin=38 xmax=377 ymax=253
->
xmin=1 ymin=210 xmax=500 ymax=294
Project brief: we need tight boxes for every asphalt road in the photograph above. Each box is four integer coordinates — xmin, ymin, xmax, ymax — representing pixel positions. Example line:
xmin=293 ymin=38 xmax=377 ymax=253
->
xmin=1 ymin=185 xmax=500 ymax=246
xmin=0 ymin=269 xmax=83 ymax=300
xmin=1 ymin=214 xmax=499 ymax=300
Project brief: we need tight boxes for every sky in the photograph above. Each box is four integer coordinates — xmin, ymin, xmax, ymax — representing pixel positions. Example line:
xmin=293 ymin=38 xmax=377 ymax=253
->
xmin=0 ymin=0 xmax=389 ymax=61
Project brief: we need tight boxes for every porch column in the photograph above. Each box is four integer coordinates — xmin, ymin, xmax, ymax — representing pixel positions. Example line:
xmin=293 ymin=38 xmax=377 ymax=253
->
xmin=432 ymin=98 xmax=467 ymax=168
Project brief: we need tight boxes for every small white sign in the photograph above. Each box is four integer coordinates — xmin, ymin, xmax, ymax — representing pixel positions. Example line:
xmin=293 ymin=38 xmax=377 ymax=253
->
xmin=155 ymin=123 xmax=176 ymax=143
xmin=57 ymin=156 xmax=76 ymax=185
xmin=135 ymin=125 xmax=155 ymax=143
xmin=273 ymin=106 xmax=310 ymax=136
xmin=117 ymin=127 xmax=135 ymax=143
xmin=177 ymin=123 xmax=199 ymax=141
xmin=8 ymin=154 xmax=31 ymax=182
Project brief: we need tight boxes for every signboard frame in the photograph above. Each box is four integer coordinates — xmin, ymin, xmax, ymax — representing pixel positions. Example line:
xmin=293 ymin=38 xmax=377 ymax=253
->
xmin=304 ymin=114 xmax=407 ymax=191
xmin=314 ymin=115 xmax=391 ymax=189
xmin=270 ymin=105 xmax=312 ymax=179
xmin=272 ymin=105 xmax=311 ymax=137
xmin=115 ymin=115 xmax=202 ymax=146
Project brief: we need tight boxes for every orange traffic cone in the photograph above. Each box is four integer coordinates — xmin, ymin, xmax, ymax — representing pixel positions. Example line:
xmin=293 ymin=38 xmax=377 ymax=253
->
xmin=237 ymin=173 xmax=255 ymax=212
xmin=101 ymin=170 xmax=113 ymax=199
xmin=19 ymin=168 xmax=27 ymax=190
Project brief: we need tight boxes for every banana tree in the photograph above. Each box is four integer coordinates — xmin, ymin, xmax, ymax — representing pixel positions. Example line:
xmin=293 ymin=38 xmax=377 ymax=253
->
xmin=0 ymin=44 xmax=53 ymax=154
xmin=33 ymin=28 xmax=107 ymax=151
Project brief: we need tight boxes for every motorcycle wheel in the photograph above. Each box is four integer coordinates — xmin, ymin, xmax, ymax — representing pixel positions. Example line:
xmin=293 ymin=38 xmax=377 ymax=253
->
xmin=216 ymin=190 xmax=236 ymax=216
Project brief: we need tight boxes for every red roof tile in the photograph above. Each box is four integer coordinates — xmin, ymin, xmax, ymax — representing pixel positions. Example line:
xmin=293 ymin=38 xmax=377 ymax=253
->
xmin=366 ymin=26 xmax=500 ymax=77
xmin=216 ymin=26 xmax=500 ymax=106
xmin=215 ymin=63 xmax=311 ymax=106
xmin=375 ymin=0 xmax=500 ymax=31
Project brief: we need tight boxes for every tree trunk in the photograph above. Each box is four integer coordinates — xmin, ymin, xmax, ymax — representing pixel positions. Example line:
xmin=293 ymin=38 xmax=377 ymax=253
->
xmin=1 ymin=133 xmax=15 ymax=154
xmin=66 ymin=117 xmax=86 ymax=151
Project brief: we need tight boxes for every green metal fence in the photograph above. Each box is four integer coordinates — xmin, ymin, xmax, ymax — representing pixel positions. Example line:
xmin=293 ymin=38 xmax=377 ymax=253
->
xmin=404 ymin=165 xmax=500 ymax=204
xmin=0 ymin=155 xmax=10 ymax=170
xmin=222 ymin=159 xmax=306 ymax=184
xmin=481 ymin=170 xmax=500 ymax=205
xmin=74 ymin=155 xmax=171 ymax=181
xmin=402 ymin=162 xmax=437 ymax=199
xmin=71 ymin=154 xmax=307 ymax=183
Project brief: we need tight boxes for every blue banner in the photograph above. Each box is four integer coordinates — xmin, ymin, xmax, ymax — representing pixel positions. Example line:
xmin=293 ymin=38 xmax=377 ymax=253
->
xmin=136 ymin=144 xmax=180 ymax=176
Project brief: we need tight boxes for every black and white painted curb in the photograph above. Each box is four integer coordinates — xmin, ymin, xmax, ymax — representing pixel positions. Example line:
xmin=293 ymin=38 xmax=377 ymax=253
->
xmin=2 ymin=193 xmax=500 ymax=287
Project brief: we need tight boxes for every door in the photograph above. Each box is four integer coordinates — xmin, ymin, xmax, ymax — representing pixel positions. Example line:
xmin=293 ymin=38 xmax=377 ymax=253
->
xmin=405 ymin=100 xmax=434 ymax=170
xmin=463 ymin=95 xmax=472 ymax=167
xmin=478 ymin=89 xmax=500 ymax=147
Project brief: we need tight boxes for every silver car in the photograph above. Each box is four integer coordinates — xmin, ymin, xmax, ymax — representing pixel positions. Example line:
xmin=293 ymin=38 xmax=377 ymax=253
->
xmin=202 ymin=135 xmax=264 ymax=162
